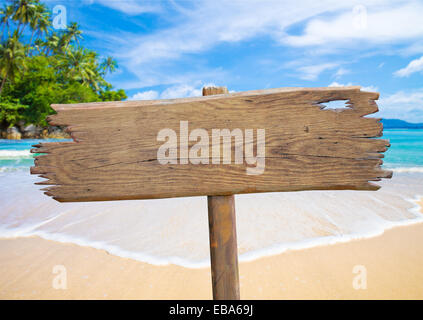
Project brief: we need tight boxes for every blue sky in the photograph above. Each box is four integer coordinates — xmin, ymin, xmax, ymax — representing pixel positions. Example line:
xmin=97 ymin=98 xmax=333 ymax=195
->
xmin=44 ymin=0 xmax=423 ymax=122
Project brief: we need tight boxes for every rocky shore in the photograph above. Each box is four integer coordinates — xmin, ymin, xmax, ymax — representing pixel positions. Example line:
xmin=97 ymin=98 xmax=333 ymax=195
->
xmin=0 ymin=122 xmax=69 ymax=140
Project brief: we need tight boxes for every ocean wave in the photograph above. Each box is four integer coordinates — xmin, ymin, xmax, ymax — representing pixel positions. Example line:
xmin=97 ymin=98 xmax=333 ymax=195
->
xmin=0 ymin=166 xmax=29 ymax=173
xmin=0 ymin=195 xmax=422 ymax=269
xmin=239 ymin=195 xmax=423 ymax=264
xmin=2 ymin=195 xmax=422 ymax=269
xmin=0 ymin=150 xmax=33 ymax=159
xmin=389 ymin=167 xmax=423 ymax=173
xmin=0 ymin=168 xmax=422 ymax=269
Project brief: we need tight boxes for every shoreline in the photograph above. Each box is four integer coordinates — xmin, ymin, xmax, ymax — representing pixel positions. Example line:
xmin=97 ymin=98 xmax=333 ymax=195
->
xmin=0 ymin=136 xmax=70 ymax=140
xmin=0 ymin=126 xmax=69 ymax=140
xmin=0 ymin=126 xmax=421 ymax=140
xmin=1 ymin=199 xmax=422 ymax=299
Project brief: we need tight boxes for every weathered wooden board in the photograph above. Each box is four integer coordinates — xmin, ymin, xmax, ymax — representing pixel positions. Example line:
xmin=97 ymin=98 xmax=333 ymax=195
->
xmin=31 ymin=86 xmax=392 ymax=202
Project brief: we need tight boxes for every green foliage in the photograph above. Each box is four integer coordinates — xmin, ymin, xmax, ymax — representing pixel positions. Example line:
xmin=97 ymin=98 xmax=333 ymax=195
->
xmin=100 ymin=89 xmax=127 ymax=102
xmin=0 ymin=0 xmax=127 ymax=128
xmin=0 ymin=31 xmax=26 ymax=92
xmin=0 ymin=97 xmax=28 ymax=127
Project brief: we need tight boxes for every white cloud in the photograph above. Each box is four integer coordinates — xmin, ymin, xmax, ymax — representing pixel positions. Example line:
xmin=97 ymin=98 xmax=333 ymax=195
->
xmin=333 ymin=67 xmax=350 ymax=79
xmin=378 ymin=89 xmax=423 ymax=122
xmin=120 ymin=1 xmax=409 ymax=67
xmin=297 ymin=63 xmax=338 ymax=80
xmin=160 ymin=84 xmax=202 ymax=99
xmin=400 ymin=41 xmax=423 ymax=55
xmin=381 ymin=90 xmax=423 ymax=105
xmin=116 ymin=67 xmax=227 ymax=90
xmin=97 ymin=1 xmax=423 ymax=90
xmin=394 ymin=56 xmax=423 ymax=77
xmin=284 ymin=2 xmax=423 ymax=48
xmin=361 ymin=85 xmax=378 ymax=92
xmin=93 ymin=0 xmax=162 ymax=15
xmin=329 ymin=81 xmax=353 ymax=87
xmin=128 ymin=90 xmax=159 ymax=101
xmin=113 ymin=1 xmax=388 ymax=87
xmin=129 ymin=84 xmax=209 ymax=101
xmin=327 ymin=83 xmax=423 ymax=121
xmin=329 ymin=82 xmax=378 ymax=92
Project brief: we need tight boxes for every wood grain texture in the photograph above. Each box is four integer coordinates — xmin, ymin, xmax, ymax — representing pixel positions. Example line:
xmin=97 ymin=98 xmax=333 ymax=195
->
xmin=208 ymin=195 xmax=239 ymax=300
xmin=205 ymin=86 xmax=240 ymax=300
xmin=31 ymin=86 xmax=392 ymax=202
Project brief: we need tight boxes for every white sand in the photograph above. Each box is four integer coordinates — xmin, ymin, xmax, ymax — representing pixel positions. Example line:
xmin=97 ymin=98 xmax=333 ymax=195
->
xmin=1 ymin=202 xmax=422 ymax=300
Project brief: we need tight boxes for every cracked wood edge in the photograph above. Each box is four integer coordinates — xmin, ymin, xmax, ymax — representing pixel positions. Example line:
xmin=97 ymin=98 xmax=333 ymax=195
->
xmin=31 ymin=86 xmax=392 ymax=202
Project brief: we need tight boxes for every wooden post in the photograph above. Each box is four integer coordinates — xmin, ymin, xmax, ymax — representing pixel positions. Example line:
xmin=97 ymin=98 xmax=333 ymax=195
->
xmin=203 ymin=86 xmax=240 ymax=300
xmin=33 ymin=86 xmax=391 ymax=300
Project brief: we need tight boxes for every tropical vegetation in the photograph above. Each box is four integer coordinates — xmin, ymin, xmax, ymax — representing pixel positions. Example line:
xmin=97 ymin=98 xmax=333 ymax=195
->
xmin=0 ymin=0 xmax=126 ymax=131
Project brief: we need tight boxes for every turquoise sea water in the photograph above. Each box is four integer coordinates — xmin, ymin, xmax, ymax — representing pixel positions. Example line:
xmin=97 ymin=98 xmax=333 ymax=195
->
xmin=0 ymin=130 xmax=422 ymax=267
xmin=0 ymin=138 xmax=71 ymax=171
xmin=381 ymin=129 xmax=423 ymax=170
xmin=0 ymin=129 xmax=422 ymax=171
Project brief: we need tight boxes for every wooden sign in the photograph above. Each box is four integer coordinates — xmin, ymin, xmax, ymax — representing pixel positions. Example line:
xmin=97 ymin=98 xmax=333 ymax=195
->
xmin=31 ymin=86 xmax=392 ymax=300
xmin=31 ymin=86 xmax=392 ymax=202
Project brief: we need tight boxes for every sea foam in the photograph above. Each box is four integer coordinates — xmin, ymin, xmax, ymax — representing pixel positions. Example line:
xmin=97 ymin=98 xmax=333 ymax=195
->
xmin=390 ymin=167 xmax=423 ymax=173
xmin=0 ymin=150 xmax=32 ymax=158
xmin=0 ymin=170 xmax=422 ymax=268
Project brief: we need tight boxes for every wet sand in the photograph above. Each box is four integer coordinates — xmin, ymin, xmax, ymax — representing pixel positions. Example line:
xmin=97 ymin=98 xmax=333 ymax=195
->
xmin=1 ymin=201 xmax=422 ymax=299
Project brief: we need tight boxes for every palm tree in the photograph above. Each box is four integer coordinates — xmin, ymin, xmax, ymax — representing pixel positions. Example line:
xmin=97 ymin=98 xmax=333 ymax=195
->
xmin=34 ymin=7 xmax=50 ymax=40
xmin=57 ymin=47 xmax=100 ymax=90
xmin=44 ymin=32 xmax=60 ymax=55
xmin=28 ymin=3 xmax=50 ymax=55
xmin=100 ymin=56 xmax=117 ymax=76
xmin=29 ymin=3 xmax=48 ymax=42
xmin=63 ymin=22 xmax=83 ymax=49
xmin=12 ymin=0 xmax=39 ymax=36
xmin=0 ymin=4 xmax=14 ymax=41
xmin=0 ymin=32 xmax=26 ymax=94
xmin=32 ymin=37 xmax=43 ymax=55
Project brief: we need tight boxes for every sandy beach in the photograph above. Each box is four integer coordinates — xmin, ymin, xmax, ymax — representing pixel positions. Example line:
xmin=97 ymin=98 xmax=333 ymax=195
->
xmin=1 ymin=200 xmax=422 ymax=300
xmin=1 ymin=0 xmax=423 ymax=301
